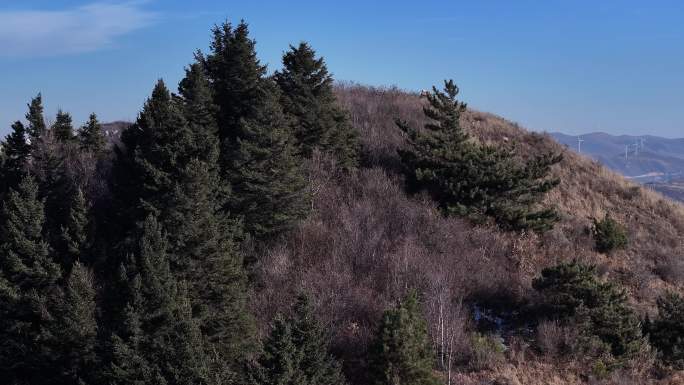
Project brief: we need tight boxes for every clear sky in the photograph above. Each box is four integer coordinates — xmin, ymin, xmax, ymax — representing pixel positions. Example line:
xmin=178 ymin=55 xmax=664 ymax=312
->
xmin=0 ymin=0 xmax=682 ymax=137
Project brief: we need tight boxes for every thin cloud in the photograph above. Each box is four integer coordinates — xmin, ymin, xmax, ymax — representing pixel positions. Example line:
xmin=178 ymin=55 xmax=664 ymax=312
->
xmin=0 ymin=2 xmax=157 ymax=57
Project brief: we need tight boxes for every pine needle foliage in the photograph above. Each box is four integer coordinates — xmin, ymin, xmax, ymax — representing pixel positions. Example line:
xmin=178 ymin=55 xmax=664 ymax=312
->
xmin=592 ymin=215 xmax=628 ymax=253
xmin=398 ymin=80 xmax=561 ymax=232
xmin=533 ymin=261 xmax=645 ymax=360
xmin=646 ymin=292 xmax=684 ymax=369
xmin=368 ymin=291 xmax=440 ymax=385
xmin=275 ymin=42 xmax=359 ymax=169
xmin=250 ymin=294 xmax=346 ymax=385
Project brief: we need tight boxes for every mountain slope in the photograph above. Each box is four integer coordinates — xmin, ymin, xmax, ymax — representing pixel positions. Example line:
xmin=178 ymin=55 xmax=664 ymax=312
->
xmin=253 ymin=84 xmax=684 ymax=384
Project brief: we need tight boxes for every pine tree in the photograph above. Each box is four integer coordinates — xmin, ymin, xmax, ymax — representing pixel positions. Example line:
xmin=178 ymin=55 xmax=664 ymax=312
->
xmin=646 ymin=292 xmax=684 ymax=368
xmin=226 ymin=82 xmax=309 ymax=239
xmin=168 ymin=158 xmax=255 ymax=362
xmin=31 ymin=133 xmax=72 ymax=252
xmin=290 ymin=295 xmax=345 ymax=385
xmin=368 ymin=291 xmax=440 ymax=385
xmin=398 ymin=80 xmax=561 ymax=232
xmin=113 ymin=74 xmax=256 ymax=364
xmin=0 ymin=175 xmax=63 ymax=383
xmin=113 ymin=79 xmax=194 ymax=228
xmin=592 ymin=215 xmax=628 ymax=253
xmin=106 ymin=216 xmax=213 ymax=385
xmin=78 ymin=113 xmax=107 ymax=155
xmin=275 ymin=42 xmax=359 ymax=169
xmin=201 ymin=21 xmax=309 ymax=239
xmin=175 ymin=63 xmax=256 ymax=361
xmin=0 ymin=121 xmax=31 ymax=194
xmin=204 ymin=20 xmax=267 ymax=148
xmin=53 ymin=109 xmax=75 ymax=143
xmin=533 ymin=261 xmax=645 ymax=360
xmin=177 ymin=62 xmax=223 ymax=175
xmin=53 ymin=261 xmax=99 ymax=384
xmin=59 ymin=186 xmax=88 ymax=269
xmin=26 ymin=93 xmax=47 ymax=142
xmin=250 ymin=294 xmax=345 ymax=385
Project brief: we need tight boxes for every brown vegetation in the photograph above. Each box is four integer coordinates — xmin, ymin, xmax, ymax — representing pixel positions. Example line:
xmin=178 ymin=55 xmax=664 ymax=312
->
xmin=251 ymin=84 xmax=684 ymax=384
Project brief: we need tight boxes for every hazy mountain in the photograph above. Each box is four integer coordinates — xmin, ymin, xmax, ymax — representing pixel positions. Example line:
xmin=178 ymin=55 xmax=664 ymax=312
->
xmin=551 ymin=132 xmax=684 ymax=181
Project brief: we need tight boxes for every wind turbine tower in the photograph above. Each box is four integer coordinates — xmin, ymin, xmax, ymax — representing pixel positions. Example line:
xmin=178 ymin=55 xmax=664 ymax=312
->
xmin=577 ymin=136 xmax=584 ymax=153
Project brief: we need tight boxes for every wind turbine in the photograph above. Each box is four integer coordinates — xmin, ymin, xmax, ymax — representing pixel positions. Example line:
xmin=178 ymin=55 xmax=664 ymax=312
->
xmin=577 ymin=136 xmax=584 ymax=153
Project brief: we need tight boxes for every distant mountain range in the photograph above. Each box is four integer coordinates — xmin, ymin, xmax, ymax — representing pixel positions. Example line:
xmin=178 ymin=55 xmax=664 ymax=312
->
xmin=551 ymin=132 xmax=684 ymax=183
xmin=550 ymin=132 xmax=684 ymax=202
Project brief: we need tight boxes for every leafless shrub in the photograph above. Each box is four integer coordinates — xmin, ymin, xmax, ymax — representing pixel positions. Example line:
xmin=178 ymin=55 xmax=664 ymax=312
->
xmin=536 ymin=320 xmax=580 ymax=359
xmin=467 ymin=333 xmax=506 ymax=371
xmin=655 ymin=254 xmax=684 ymax=285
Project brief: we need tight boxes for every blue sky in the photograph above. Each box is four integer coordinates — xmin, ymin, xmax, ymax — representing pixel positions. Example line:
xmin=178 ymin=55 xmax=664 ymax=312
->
xmin=0 ymin=0 xmax=682 ymax=137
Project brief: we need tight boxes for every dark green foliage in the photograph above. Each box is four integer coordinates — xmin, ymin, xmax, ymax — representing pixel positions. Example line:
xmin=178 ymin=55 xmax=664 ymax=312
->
xmin=368 ymin=291 xmax=440 ymax=385
xmin=55 ymin=262 xmax=99 ymax=384
xmin=179 ymin=63 xmax=220 ymax=149
xmin=202 ymin=20 xmax=309 ymax=240
xmin=592 ymin=215 xmax=628 ymax=253
xmin=0 ymin=121 xmax=31 ymax=194
xmin=26 ymin=93 xmax=47 ymax=142
xmin=106 ymin=216 xmax=213 ymax=385
xmin=646 ymin=292 xmax=684 ymax=368
xmin=0 ymin=175 xmax=59 ymax=290
xmin=275 ymin=42 xmax=359 ymax=169
xmin=250 ymin=294 xmax=346 ymax=385
xmin=78 ymin=113 xmax=107 ymax=154
xmin=398 ymin=80 xmax=561 ymax=232
xmin=59 ymin=186 xmax=88 ymax=268
xmin=533 ymin=261 xmax=645 ymax=360
xmin=225 ymin=82 xmax=309 ymax=239
xmin=114 ymin=74 xmax=256 ymax=364
xmin=176 ymin=62 xmax=258 ymax=362
xmin=204 ymin=20 xmax=266 ymax=148
xmin=0 ymin=175 xmax=63 ymax=383
xmin=31 ymin=135 xmax=73 ymax=253
xmin=113 ymin=79 xmax=194 ymax=227
xmin=167 ymin=157 xmax=255 ymax=362
xmin=53 ymin=109 xmax=76 ymax=143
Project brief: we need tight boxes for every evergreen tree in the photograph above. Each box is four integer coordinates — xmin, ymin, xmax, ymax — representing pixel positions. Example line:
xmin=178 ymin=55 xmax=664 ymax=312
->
xmin=54 ymin=261 xmax=99 ymax=384
xmin=533 ymin=261 xmax=645 ymax=360
xmin=59 ymin=186 xmax=88 ymax=269
xmin=204 ymin=20 xmax=267 ymax=148
xmin=592 ymin=215 xmax=628 ymax=253
xmin=53 ymin=109 xmax=75 ymax=143
xmin=202 ymin=21 xmax=309 ymax=239
xmin=26 ymin=93 xmax=47 ymax=142
xmin=177 ymin=62 xmax=223 ymax=175
xmin=368 ymin=291 xmax=440 ymax=385
xmin=113 ymin=75 xmax=256 ymax=364
xmin=226 ymin=82 xmax=309 ymax=240
xmin=0 ymin=175 xmax=63 ymax=383
xmin=106 ymin=216 xmax=213 ymax=385
xmin=398 ymin=80 xmax=561 ymax=232
xmin=646 ymin=292 xmax=684 ymax=368
xmin=168 ymin=158 xmax=255 ymax=362
xmin=275 ymin=42 xmax=359 ymax=169
xmin=31 ymin=133 xmax=72 ymax=252
xmin=250 ymin=294 xmax=345 ymax=385
xmin=78 ymin=113 xmax=107 ymax=155
xmin=175 ymin=63 xmax=256 ymax=360
xmin=113 ymin=79 xmax=194 ymax=228
xmin=0 ymin=121 xmax=31 ymax=194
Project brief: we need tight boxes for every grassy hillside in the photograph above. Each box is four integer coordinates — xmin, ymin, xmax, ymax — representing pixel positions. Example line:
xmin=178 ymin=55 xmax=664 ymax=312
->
xmin=252 ymin=83 xmax=684 ymax=384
